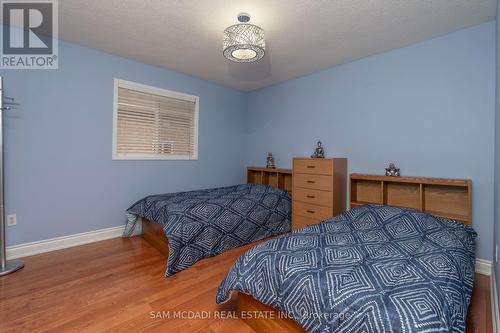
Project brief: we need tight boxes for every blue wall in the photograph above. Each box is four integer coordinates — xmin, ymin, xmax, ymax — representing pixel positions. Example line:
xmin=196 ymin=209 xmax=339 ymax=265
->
xmin=1 ymin=41 xmax=246 ymax=246
xmin=494 ymin=0 xmax=500 ymax=301
xmin=244 ymin=22 xmax=496 ymax=261
xmin=1 ymin=22 xmax=496 ymax=263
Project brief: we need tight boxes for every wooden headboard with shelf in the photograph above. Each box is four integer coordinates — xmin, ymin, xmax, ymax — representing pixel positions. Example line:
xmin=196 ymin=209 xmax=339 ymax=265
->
xmin=350 ymin=174 xmax=472 ymax=225
xmin=247 ymin=166 xmax=292 ymax=195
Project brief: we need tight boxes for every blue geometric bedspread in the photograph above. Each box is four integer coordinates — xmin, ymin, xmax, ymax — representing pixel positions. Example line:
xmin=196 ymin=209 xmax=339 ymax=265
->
xmin=127 ymin=184 xmax=291 ymax=276
xmin=216 ymin=204 xmax=476 ymax=333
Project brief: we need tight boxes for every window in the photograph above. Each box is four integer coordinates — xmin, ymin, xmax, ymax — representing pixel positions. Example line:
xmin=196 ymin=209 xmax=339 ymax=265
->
xmin=113 ymin=79 xmax=199 ymax=160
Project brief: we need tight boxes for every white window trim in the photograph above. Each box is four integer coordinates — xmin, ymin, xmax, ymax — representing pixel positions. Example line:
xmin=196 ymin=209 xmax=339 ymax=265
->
xmin=112 ymin=79 xmax=199 ymax=160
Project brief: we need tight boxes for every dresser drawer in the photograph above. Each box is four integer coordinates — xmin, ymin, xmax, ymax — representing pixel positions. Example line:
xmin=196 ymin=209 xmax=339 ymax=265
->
xmin=294 ymin=174 xmax=333 ymax=191
xmin=293 ymin=215 xmax=319 ymax=230
xmin=293 ymin=201 xmax=332 ymax=221
xmin=294 ymin=159 xmax=333 ymax=175
xmin=294 ymin=188 xmax=333 ymax=207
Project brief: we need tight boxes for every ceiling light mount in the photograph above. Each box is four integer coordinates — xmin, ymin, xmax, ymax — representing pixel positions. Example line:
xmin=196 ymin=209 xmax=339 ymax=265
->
xmin=223 ymin=13 xmax=265 ymax=63
xmin=237 ymin=13 xmax=250 ymax=23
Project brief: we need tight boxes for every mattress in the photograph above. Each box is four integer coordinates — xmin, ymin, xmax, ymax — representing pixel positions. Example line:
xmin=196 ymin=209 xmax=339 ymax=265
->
xmin=216 ymin=204 xmax=476 ymax=333
xmin=127 ymin=183 xmax=291 ymax=276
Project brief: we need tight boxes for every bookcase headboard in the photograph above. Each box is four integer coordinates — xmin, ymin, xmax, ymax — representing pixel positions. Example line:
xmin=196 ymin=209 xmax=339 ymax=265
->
xmin=247 ymin=166 xmax=293 ymax=196
xmin=350 ymin=174 xmax=472 ymax=225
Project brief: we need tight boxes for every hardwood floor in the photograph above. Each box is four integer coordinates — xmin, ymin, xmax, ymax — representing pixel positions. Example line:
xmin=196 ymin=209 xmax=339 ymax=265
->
xmin=0 ymin=237 xmax=492 ymax=333
xmin=467 ymin=273 xmax=493 ymax=333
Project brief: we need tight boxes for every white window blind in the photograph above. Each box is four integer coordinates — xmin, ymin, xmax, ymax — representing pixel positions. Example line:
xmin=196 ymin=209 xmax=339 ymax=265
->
xmin=113 ymin=79 xmax=199 ymax=160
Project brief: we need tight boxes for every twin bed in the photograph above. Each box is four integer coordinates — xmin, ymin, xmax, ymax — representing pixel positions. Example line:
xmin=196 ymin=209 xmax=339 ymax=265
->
xmin=126 ymin=183 xmax=291 ymax=275
xmin=125 ymin=168 xmax=475 ymax=333
xmin=217 ymin=204 xmax=475 ymax=332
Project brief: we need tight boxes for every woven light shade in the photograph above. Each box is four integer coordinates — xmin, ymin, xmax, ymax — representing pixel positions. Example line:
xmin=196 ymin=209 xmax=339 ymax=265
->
xmin=223 ymin=14 xmax=265 ymax=63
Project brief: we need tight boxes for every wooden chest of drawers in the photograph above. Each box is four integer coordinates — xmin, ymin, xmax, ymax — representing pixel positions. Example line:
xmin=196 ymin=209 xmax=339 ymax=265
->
xmin=292 ymin=157 xmax=347 ymax=230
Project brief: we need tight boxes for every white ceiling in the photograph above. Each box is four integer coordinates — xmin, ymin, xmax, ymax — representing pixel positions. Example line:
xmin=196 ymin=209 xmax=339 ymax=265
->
xmin=58 ymin=0 xmax=496 ymax=91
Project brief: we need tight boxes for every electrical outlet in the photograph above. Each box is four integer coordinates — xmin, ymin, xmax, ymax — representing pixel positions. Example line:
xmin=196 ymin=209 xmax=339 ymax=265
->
xmin=7 ymin=214 xmax=16 ymax=226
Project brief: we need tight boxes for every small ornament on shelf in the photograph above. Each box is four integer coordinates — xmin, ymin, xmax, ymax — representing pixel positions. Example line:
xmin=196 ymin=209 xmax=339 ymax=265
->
xmin=385 ymin=163 xmax=400 ymax=177
xmin=311 ymin=140 xmax=325 ymax=158
xmin=266 ymin=152 xmax=276 ymax=168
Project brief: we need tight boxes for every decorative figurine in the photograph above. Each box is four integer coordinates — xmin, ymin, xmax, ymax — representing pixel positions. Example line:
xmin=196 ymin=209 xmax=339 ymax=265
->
xmin=311 ymin=141 xmax=325 ymax=158
xmin=385 ymin=163 xmax=400 ymax=177
xmin=266 ymin=152 xmax=276 ymax=168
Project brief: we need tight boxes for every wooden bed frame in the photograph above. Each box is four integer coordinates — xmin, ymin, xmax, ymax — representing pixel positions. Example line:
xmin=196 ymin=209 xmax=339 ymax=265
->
xmin=233 ymin=173 xmax=472 ymax=333
xmin=141 ymin=216 xmax=169 ymax=257
xmin=141 ymin=166 xmax=293 ymax=258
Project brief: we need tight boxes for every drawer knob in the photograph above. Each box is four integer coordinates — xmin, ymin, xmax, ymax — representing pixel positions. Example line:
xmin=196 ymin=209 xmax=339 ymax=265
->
xmin=306 ymin=210 xmax=315 ymax=214
xmin=306 ymin=165 xmax=316 ymax=169
xmin=306 ymin=195 xmax=315 ymax=198
xmin=306 ymin=180 xmax=316 ymax=184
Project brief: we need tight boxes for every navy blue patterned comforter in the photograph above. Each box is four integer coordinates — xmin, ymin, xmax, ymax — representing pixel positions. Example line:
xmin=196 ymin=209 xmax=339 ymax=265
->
xmin=128 ymin=184 xmax=291 ymax=276
xmin=216 ymin=204 xmax=476 ymax=333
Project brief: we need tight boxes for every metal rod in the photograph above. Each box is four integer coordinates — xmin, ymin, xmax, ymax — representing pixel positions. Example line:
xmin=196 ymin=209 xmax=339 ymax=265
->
xmin=0 ymin=76 xmax=24 ymax=276
xmin=0 ymin=77 xmax=5 ymax=269
xmin=3 ymin=101 xmax=19 ymax=106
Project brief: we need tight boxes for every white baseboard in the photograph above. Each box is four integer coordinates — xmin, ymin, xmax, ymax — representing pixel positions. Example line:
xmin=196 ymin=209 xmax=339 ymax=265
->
xmin=491 ymin=265 xmax=499 ymax=333
xmin=6 ymin=225 xmax=126 ymax=259
xmin=476 ymin=258 xmax=492 ymax=276
xmin=4 ymin=225 xmax=495 ymax=277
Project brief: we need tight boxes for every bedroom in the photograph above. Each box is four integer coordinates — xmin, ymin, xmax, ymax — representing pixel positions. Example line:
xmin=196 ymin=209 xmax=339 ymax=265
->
xmin=0 ymin=0 xmax=498 ymax=332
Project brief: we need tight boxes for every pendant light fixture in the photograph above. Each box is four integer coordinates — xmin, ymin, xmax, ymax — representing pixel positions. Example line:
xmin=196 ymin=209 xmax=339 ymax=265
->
xmin=223 ymin=13 xmax=265 ymax=63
